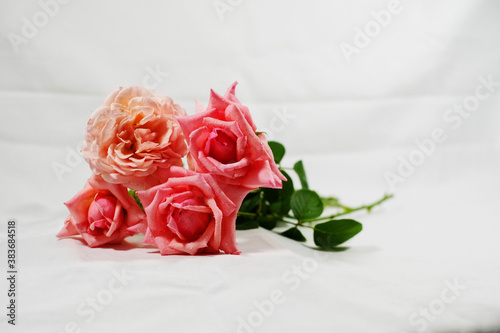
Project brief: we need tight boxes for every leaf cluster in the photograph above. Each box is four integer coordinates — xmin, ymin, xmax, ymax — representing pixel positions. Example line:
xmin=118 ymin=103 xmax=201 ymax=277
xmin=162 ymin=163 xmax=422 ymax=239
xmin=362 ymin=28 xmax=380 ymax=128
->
xmin=236 ymin=141 xmax=391 ymax=249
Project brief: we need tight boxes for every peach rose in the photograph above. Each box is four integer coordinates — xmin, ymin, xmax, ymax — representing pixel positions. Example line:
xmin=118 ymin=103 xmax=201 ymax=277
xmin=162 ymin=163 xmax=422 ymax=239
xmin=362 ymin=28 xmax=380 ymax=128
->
xmin=136 ymin=167 xmax=240 ymax=255
xmin=176 ymin=82 xmax=286 ymax=190
xmin=57 ymin=175 xmax=146 ymax=247
xmin=82 ymin=86 xmax=188 ymax=190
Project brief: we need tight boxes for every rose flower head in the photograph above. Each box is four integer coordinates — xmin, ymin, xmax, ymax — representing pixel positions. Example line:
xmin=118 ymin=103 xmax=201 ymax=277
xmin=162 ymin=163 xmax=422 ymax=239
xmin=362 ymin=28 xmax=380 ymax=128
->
xmin=136 ymin=167 xmax=240 ymax=255
xmin=176 ymin=82 xmax=286 ymax=190
xmin=57 ymin=175 xmax=146 ymax=248
xmin=82 ymin=86 xmax=188 ymax=190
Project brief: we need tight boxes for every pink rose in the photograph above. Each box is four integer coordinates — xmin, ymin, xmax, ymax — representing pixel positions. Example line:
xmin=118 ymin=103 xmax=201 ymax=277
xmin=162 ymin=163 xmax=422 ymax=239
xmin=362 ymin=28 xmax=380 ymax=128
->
xmin=136 ymin=167 xmax=240 ymax=255
xmin=82 ymin=86 xmax=188 ymax=190
xmin=176 ymin=82 xmax=286 ymax=190
xmin=57 ymin=175 xmax=146 ymax=247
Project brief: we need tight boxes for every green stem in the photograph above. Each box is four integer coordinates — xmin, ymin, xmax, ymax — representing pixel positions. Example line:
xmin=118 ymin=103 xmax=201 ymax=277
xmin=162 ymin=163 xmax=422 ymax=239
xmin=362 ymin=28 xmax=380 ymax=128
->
xmin=236 ymin=211 xmax=304 ymax=229
xmin=237 ymin=193 xmax=392 ymax=230
xmin=280 ymin=219 xmax=304 ymax=228
xmin=303 ymin=193 xmax=393 ymax=222
xmin=237 ymin=211 xmax=256 ymax=217
xmin=256 ymin=190 xmax=264 ymax=216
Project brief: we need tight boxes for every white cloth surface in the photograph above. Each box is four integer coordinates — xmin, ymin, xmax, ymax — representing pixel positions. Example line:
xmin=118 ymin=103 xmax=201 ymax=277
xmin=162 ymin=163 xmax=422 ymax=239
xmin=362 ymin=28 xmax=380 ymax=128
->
xmin=1 ymin=0 xmax=500 ymax=332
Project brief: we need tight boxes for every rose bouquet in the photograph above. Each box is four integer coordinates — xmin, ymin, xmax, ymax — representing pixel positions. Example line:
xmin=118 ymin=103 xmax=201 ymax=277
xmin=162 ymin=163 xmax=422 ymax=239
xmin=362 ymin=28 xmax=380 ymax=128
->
xmin=57 ymin=82 xmax=390 ymax=255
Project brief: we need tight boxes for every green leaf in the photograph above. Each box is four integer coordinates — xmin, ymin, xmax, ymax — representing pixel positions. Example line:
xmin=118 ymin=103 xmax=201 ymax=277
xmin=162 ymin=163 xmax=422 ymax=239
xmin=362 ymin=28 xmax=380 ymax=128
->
xmin=281 ymin=227 xmax=306 ymax=242
xmin=269 ymin=200 xmax=288 ymax=217
xmin=321 ymin=196 xmax=341 ymax=208
xmin=313 ymin=219 xmax=363 ymax=248
xmin=239 ymin=192 xmax=261 ymax=213
xmin=258 ymin=216 xmax=277 ymax=230
xmin=264 ymin=170 xmax=294 ymax=216
xmin=236 ymin=218 xmax=259 ymax=230
xmin=128 ymin=190 xmax=144 ymax=211
xmin=290 ymin=189 xmax=323 ymax=220
xmin=268 ymin=141 xmax=285 ymax=164
xmin=293 ymin=160 xmax=309 ymax=189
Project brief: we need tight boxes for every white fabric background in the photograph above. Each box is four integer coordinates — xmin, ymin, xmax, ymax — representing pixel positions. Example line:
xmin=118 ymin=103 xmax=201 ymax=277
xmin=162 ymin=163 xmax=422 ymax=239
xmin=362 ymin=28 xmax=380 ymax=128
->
xmin=0 ymin=0 xmax=499 ymax=332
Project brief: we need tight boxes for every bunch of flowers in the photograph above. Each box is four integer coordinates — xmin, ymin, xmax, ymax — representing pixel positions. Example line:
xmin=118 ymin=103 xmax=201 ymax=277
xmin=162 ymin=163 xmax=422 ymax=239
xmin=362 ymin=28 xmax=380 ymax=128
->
xmin=57 ymin=82 xmax=390 ymax=255
xmin=58 ymin=83 xmax=285 ymax=255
